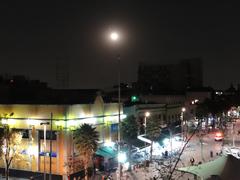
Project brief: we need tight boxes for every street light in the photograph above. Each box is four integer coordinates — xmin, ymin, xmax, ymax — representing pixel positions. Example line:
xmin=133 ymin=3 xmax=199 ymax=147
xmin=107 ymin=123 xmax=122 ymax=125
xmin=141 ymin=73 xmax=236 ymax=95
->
xmin=109 ymin=31 xmax=122 ymax=179
xmin=144 ymin=112 xmax=150 ymax=135
xmin=181 ymin=107 xmax=186 ymax=141
xmin=144 ymin=112 xmax=150 ymax=166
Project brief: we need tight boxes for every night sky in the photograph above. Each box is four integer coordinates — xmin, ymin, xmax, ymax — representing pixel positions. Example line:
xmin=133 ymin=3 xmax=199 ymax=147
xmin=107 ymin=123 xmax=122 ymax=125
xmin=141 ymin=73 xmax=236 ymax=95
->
xmin=1 ymin=1 xmax=240 ymax=90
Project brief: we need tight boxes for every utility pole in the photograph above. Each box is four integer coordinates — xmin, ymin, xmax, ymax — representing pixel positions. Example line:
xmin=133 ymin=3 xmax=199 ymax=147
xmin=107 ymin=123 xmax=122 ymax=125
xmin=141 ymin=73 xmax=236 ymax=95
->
xmin=117 ymin=55 xmax=122 ymax=180
xmin=40 ymin=122 xmax=50 ymax=180
xmin=49 ymin=113 xmax=53 ymax=180
xmin=232 ymin=122 xmax=235 ymax=147
xmin=169 ymin=129 xmax=173 ymax=173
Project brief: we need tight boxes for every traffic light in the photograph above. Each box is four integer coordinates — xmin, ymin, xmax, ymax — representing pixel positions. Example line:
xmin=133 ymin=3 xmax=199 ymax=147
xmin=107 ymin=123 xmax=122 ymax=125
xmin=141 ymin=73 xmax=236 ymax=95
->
xmin=131 ymin=95 xmax=139 ymax=102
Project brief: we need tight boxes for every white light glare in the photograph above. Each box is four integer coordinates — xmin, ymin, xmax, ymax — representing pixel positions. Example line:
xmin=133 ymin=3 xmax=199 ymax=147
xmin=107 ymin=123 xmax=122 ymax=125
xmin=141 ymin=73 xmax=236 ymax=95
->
xmin=123 ymin=162 xmax=130 ymax=170
xmin=121 ymin=114 xmax=127 ymax=120
xmin=27 ymin=119 xmax=39 ymax=126
xmin=110 ymin=32 xmax=119 ymax=41
xmin=145 ymin=112 xmax=150 ymax=117
xmin=1 ymin=118 xmax=16 ymax=125
xmin=118 ymin=152 xmax=127 ymax=163
xmin=104 ymin=141 xmax=115 ymax=147
xmin=26 ymin=146 xmax=38 ymax=156
xmin=1 ymin=118 xmax=8 ymax=124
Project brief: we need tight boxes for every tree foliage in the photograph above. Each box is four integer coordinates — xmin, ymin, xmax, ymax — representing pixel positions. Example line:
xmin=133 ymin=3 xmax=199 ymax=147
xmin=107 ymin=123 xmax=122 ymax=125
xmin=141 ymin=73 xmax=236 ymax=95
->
xmin=152 ymin=120 xmax=201 ymax=180
xmin=146 ymin=116 xmax=161 ymax=141
xmin=121 ymin=115 xmax=138 ymax=145
xmin=146 ymin=116 xmax=161 ymax=161
xmin=73 ymin=123 xmax=99 ymax=179
xmin=0 ymin=125 xmax=22 ymax=180
xmin=196 ymin=97 xmax=232 ymax=119
xmin=0 ymin=113 xmax=23 ymax=180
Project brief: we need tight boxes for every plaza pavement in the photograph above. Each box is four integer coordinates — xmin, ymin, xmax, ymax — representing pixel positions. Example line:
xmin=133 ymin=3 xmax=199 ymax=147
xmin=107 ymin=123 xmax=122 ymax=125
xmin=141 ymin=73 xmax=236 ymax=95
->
xmin=109 ymin=132 xmax=223 ymax=180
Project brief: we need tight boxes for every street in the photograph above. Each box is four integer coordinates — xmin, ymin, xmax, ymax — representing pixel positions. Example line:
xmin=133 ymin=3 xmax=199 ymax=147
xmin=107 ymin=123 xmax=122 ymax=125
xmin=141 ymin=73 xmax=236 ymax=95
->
xmin=110 ymin=121 xmax=240 ymax=180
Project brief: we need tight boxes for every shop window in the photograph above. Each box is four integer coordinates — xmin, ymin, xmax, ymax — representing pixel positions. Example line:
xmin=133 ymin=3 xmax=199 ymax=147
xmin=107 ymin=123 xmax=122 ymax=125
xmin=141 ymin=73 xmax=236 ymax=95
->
xmin=39 ymin=130 xmax=57 ymax=140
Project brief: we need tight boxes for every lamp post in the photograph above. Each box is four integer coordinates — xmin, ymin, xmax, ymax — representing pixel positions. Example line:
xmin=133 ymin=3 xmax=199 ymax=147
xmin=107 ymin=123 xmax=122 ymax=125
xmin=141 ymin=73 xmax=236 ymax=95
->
xmin=181 ymin=107 xmax=186 ymax=142
xmin=144 ymin=112 xmax=150 ymax=135
xmin=144 ymin=112 xmax=150 ymax=166
xmin=40 ymin=122 xmax=50 ymax=180
xmin=232 ymin=122 xmax=235 ymax=147
xmin=110 ymin=31 xmax=121 ymax=179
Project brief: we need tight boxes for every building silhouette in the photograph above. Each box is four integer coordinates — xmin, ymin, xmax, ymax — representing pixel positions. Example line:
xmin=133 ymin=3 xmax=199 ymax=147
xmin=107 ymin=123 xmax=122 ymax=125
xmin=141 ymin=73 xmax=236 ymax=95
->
xmin=137 ymin=58 xmax=203 ymax=93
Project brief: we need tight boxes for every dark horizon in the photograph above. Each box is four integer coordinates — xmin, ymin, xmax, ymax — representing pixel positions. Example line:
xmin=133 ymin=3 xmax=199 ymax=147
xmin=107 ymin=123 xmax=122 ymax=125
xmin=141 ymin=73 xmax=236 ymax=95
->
xmin=2 ymin=1 xmax=240 ymax=90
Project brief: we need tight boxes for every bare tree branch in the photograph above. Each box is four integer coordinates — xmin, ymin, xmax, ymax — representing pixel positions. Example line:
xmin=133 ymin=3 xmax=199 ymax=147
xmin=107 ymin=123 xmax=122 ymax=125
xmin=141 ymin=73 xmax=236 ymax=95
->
xmin=168 ymin=120 xmax=201 ymax=180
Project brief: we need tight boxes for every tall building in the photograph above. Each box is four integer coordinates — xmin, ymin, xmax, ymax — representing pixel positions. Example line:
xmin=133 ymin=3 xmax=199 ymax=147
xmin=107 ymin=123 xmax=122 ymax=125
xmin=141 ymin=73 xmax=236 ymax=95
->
xmin=137 ymin=58 xmax=203 ymax=93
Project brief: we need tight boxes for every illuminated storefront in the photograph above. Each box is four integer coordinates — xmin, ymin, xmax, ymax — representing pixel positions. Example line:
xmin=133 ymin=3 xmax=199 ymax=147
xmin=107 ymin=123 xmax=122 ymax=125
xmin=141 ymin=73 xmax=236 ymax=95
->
xmin=0 ymin=96 xmax=125 ymax=178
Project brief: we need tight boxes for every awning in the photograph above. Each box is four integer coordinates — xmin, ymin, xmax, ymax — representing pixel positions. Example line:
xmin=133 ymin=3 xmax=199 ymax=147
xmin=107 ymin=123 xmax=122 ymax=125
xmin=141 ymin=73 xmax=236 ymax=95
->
xmin=95 ymin=146 xmax=117 ymax=159
xmin=178 ymin=155 xmax=240 ymax=180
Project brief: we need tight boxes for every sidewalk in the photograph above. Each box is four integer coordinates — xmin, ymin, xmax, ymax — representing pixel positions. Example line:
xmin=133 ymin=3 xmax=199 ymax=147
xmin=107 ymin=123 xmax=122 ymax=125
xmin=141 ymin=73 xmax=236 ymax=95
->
xmin=111 ymin=164 xmax=194 ymax=180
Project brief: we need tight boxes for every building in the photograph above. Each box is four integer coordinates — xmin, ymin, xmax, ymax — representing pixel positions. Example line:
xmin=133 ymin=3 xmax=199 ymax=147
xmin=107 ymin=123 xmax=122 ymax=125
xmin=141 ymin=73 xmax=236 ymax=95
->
xmin=124 ymin=103 xmax=182 ymax=130
xmin=0 ymin=95 xmax=124 ymax=179
xmin=184 ymin=88 xmax=213 ymax=121
xmin=137 ymin=58 xmax=203 ymax=93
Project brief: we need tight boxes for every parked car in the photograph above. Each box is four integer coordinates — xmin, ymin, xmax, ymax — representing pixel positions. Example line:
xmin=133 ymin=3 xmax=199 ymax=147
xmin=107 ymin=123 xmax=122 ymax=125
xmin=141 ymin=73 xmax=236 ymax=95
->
xmin=214 ymin=132 xmax=224 ymax=141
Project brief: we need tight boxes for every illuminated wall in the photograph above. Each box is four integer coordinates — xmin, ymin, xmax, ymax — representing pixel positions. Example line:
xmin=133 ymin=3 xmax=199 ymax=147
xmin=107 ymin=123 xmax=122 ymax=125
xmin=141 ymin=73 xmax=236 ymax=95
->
xmin=0 ymin=95 xmax=125 ymax=176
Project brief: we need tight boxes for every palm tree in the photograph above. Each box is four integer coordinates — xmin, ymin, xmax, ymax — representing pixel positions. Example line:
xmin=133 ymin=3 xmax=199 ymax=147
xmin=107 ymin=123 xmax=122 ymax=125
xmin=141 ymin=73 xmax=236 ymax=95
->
xmin=73 ymin=123 xmax=99 ymax=180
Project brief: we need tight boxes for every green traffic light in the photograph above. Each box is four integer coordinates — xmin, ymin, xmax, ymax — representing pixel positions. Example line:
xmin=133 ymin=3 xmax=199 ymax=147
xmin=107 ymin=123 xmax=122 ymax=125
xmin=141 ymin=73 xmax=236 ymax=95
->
xmin=131 ymin=95 xmax=139 ymax=102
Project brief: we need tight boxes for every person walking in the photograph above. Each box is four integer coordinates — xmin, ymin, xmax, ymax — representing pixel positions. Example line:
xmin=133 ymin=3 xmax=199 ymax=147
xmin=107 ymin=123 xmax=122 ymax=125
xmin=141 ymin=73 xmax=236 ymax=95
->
xmin=190 ymin=157 xmax=195 ymax=165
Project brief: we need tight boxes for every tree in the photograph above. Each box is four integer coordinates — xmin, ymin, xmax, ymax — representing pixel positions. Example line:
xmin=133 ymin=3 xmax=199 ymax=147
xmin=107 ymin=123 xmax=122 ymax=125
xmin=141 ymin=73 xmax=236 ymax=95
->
xmin=196 ymin=98 xmax=230 ymax=119
xmin=0 ymin=113 xmax=23 ymax=180
xmin=73 ymin=123 xmax=99 ymax=180
xmin=0 ymin=125 xmax=22 ymax=180
xmin=121 ymin=115 xmax=139 ymax=165
xmin=146 ymin=116 xmax=161 ymax=162
xmin=121 ymin=115 xmax=138 ymax=145
xmin=152 ymin=119 xmax=202 ymax=180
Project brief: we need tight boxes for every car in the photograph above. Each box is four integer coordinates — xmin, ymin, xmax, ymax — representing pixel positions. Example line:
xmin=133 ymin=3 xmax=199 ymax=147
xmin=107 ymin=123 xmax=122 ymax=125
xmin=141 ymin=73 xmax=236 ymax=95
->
xmin=215 ymin=132 xmax=223 ymax=141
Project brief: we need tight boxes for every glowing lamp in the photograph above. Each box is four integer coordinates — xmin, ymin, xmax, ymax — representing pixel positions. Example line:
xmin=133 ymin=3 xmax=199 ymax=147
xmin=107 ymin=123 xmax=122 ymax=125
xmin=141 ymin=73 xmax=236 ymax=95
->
xmin=145 ymin=112 xmax=150 ymax=117
xmin=110 ymin=32 xmax=119 ymax=41
xmin=27 ymin=119 xmax=39 ymax=126
xmin=118 ymin=152 xmax=127 ymax=163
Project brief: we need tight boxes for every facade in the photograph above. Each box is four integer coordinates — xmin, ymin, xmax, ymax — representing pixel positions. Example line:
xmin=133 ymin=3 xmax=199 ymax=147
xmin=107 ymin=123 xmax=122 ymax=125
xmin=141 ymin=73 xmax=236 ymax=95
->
xmin=185 ymin=89 xmax=213 ymax=121
xmin=0 ymin=96 xmax=123 ymax=179
xmin=124 ymin=103 xmax=182 ymax=130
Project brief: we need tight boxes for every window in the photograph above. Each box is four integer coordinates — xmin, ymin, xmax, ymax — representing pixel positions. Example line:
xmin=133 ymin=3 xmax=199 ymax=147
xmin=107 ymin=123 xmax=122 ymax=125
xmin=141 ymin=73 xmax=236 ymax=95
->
xmin=0 ymin=128 xmax=29 ymax=138
xmin=39 ymin=131 xmax=57 ymax=140
xmin=21 ymin=129 xmax=29 ymax=138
